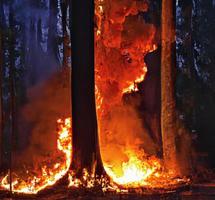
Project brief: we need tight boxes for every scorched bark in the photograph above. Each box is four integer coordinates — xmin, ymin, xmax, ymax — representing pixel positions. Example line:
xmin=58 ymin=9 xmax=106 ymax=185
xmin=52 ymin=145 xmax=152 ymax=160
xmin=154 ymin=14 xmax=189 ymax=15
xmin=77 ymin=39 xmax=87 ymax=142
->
xmin=70 ymin=0 xmax=104 ymax=176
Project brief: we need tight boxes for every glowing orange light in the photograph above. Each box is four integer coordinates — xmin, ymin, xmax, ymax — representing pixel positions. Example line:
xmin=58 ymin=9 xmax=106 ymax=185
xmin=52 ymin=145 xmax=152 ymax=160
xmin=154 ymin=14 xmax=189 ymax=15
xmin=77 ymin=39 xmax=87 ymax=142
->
xmin=0 ymin=118 xmax=72 ymax=194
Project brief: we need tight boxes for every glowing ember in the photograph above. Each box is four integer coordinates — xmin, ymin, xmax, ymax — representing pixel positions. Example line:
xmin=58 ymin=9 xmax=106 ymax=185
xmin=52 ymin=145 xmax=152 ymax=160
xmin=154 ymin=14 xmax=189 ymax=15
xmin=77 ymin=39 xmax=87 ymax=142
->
xmin=0 ymin=118 xmax=72 ymax=194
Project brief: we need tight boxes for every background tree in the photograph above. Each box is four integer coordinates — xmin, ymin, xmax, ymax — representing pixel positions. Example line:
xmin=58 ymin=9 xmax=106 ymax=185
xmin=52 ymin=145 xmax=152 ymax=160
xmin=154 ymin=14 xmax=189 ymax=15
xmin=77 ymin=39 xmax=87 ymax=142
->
xmin=8 ymin=2 xmax=16 ymax=190
xmin=0 ymin=1 xmax=4 ymax=170
xmin=48 ymin=0 xmax=60 ymax=65
xmin=176 ymin=0 xmax=215 ymax=177
xmin=61 ymin=0 xmax=70 ymax=68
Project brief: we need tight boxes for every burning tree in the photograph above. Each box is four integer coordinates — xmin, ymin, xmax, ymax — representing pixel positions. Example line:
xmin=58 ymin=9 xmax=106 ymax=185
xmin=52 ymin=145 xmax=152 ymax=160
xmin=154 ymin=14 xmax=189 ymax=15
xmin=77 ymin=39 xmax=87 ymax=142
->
xmin=0 ymin=0 xmax=190 ymax=194
xmin=70 ymin=0 xmax=105 ymax=177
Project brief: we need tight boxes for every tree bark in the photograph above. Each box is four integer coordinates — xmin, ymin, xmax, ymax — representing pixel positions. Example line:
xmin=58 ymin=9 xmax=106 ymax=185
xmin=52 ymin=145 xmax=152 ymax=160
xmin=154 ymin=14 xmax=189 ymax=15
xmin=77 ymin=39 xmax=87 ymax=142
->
xmin=9 ymin=4 xmax=16 ymax=191
xmin=70 ymin=0 xmax=104 ymax=176
xmin=0 ymin=6 xmax=3 ymax=170
xmin=0 ymin=0 xmax=6 ymax=171
xmin=37 ymin=18 xmax=43 ymax=52
xmin=28 ymin=19 xmax=37 ymax=86
xmin=161 ymin=0 xmax=179 ymax=174
xmin=48 ymin=0 xmax=60 ymax=64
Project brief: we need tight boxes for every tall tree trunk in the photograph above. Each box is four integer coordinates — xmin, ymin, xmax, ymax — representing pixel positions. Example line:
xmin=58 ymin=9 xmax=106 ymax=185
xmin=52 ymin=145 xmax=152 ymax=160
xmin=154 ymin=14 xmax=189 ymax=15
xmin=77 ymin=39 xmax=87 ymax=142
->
xmin=0 ymin=8 xmax=3 ymax=171
xmin=0 ymin=0 xmax=6 ymax=171
xmin=37 ymin=18 xmax=43 ymax=52
xmin=70 ymin=0 xmax=104 ymax=176
xmin=28 ymin=19 xmax=37 ymax=86
xmin=48 ymin=0 xmax=60 ymax=64
xmin=161 ymin=0 xmax=179 ymax=174
xmin=61 ymin=0 xmax=70 ymax=68
xmin=9 ymin=4 xmax=16 ymax=191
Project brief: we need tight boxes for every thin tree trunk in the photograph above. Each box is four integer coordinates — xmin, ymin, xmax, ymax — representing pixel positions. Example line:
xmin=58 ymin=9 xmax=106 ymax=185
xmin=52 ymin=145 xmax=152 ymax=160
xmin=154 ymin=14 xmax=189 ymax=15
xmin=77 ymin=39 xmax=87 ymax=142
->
xmin=70 ymin=0 xmax=104 ymax=176
xmin=0 ymin=14 xmax=3 ymax=171
xmin=61 ymin=0 xmax=70 ymax=68
xmin=37 ymin=18 xmax=43 ymax=52
xmin=9 ymin=4 xmax=16 ymax=192
xmin=0 ymin=0 xmax=6 ymax=171
xmin=161 ymin=0 xmax=179 ymax=174
xmin=48 ymin=0 xmax=60 ymax=64
xmin=28 ymin=19 xmax=38 ymax=86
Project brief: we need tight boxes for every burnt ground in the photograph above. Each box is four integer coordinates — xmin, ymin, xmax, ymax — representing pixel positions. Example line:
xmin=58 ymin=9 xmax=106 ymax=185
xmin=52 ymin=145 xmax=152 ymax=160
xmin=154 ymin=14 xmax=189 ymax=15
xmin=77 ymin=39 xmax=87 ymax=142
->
xmin=1 ymin=184 xmax=215 ymax=200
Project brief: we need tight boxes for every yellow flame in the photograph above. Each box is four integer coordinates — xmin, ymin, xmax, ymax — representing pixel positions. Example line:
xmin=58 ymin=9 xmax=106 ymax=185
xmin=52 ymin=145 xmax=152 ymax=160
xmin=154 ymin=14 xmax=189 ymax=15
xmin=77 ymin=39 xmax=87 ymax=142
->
xmin=0 ymin=118 xmax=72 ymax=194
xmin=0 ymin=1 xmax=188 ymax=194
xmin=103 ymin=150 xmax=187 ymax=189
xmin=122 ymin=65 xmax=147 ymax=94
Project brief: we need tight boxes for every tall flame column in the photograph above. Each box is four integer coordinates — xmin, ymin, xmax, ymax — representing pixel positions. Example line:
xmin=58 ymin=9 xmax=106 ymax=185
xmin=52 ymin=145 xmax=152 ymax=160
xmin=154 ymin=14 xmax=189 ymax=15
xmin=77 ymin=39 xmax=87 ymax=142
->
xmin=70 ymin=0 xmax=104 ymax=176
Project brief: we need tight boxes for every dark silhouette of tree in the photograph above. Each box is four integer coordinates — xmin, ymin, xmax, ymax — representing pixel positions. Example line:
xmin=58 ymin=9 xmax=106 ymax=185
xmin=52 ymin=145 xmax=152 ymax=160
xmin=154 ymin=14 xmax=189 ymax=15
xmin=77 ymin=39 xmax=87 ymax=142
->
xmin=28 ymin=19 xmax=38 ymax=86
xmin=48 ymin=0 xmax=60 ymax=65
xmin=8 ymin=3 xmax=16 ymax=191
xmin=69 ymin=0 xmax=104 ymax=177
xmin=142 ymin=47 xmax=162 ymax=156
xmin=61 ymin=0 xmax=70 ymax=68
xmin=0 ymin=0 xmax=4 ymax=171
xmin=37 ymin=18 xmax=43 ymax=53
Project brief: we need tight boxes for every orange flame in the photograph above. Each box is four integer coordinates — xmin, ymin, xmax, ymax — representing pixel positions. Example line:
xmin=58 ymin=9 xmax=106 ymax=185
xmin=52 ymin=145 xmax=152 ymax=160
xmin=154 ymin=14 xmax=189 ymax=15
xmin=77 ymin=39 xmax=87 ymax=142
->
xmin=93 ymin=0 xmax=188 ymax=190
xmin=0 ymin=118 xmax=72 ymax=194
xmin=0 ymin=0 xmax=189 ymax=194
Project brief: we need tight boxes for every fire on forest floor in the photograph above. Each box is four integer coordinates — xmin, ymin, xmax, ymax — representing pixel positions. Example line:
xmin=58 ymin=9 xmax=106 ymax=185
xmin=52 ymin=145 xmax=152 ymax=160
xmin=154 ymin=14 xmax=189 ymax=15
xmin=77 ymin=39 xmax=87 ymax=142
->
xmin=0 ymin=180 xmax=190 ymax=200
xmin=0 ymin=118 xmax=72 ymax=194
xmin=0 ymin=117 xmax=189 ymax=195
xmin=0 ymin=0 xmax=191 ymax=193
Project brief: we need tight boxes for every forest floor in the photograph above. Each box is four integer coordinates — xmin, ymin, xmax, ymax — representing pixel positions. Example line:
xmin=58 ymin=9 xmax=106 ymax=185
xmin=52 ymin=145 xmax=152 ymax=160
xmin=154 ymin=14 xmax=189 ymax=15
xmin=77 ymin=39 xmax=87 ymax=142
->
xmin=1 ymin=183 xmax=215 ymax=200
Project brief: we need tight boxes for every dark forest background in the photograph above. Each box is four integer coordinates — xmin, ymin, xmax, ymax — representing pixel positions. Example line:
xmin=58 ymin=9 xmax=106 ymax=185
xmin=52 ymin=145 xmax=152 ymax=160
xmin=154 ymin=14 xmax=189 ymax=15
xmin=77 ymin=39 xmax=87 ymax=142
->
xmin=0 ymin=0 xmax=215 ymax=179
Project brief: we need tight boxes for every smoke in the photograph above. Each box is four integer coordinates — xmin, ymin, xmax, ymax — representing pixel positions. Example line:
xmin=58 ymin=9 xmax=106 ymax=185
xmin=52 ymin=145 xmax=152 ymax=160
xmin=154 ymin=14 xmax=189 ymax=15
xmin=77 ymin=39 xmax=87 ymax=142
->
xmin=11 ymin=0 xmax=156 ymax=168
xmin=95 ymin=0 xmax=156 ymax=109
xmin=14 ymin=68 xmax=71 ymax=167
xmin=100 ymin=104 xmax=158 ymax=166
xmin=95 ymin=0 xmax=159 ymax=168
xmin=13 ymin=0 xmax=157 ymax=172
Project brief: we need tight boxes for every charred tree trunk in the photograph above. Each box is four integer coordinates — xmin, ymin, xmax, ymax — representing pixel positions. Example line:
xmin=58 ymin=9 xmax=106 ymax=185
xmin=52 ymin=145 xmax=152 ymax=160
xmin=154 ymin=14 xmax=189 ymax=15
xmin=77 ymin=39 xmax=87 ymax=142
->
xmin=70 ymin=0 xmax=104 ymax=176
xmin=28 ymin=19 xmax=37 ymax=86
xmin=8 ymin=4 xmax=16 ymax=191
xmin=143 ymin=47 xmax=162 ymax=156
xmin=0 ymin=7 xmax=3 ymax=170
xmin=37 ymin=18 xmax=43 ymax=53
xmin=161 ymin=0 xmax=179 ymax=174
xmin=48 ymin=0 xmax=60 ymax=64
xmin=61 ymin=0 xmax=70 ymax=68
xmin=0 ymin=0 xmax=6 ymax=171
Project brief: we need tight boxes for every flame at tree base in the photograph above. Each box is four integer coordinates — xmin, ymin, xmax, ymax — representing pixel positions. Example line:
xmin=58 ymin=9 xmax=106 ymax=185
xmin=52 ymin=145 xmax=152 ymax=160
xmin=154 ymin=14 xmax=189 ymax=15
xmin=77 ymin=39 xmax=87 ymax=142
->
xmin=104 ymin=150 xmax=188 ymax=190
xmin=0 ymin=118 xmax=188 ymax=195
xmin=0 ymin=118 xmax=72 ymax=194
